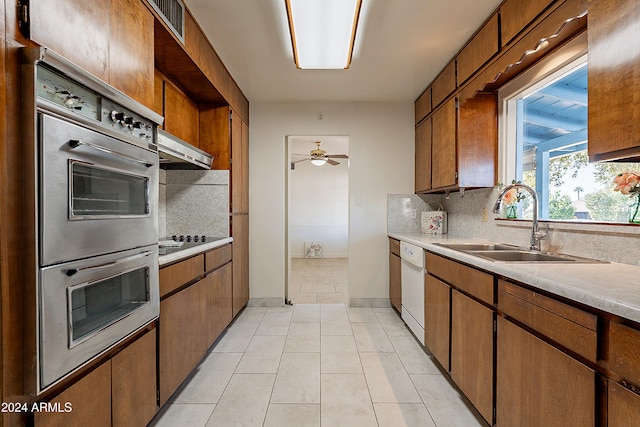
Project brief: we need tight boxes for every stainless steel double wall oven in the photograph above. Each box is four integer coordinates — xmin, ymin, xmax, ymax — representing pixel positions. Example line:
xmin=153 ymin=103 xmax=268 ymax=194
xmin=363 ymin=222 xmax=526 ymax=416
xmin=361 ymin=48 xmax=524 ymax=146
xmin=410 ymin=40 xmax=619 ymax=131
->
xmin=21 ymin=48 xmax=164 ymax=393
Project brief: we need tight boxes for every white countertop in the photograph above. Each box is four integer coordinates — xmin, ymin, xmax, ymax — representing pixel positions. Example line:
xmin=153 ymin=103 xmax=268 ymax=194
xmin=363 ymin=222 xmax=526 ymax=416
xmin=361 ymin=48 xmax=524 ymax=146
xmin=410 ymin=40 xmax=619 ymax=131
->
xmin=389 ymin=232 xmax=640 ymax=324
xmin=158 ymin=237 xmax=233 ymax=266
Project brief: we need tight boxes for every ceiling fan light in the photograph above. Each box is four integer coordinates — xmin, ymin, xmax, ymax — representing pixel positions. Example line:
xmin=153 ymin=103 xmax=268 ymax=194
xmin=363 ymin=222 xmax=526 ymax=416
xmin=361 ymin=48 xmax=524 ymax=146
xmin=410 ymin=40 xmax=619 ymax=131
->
xmin=310 ymin=158 xmax=327 ymax=166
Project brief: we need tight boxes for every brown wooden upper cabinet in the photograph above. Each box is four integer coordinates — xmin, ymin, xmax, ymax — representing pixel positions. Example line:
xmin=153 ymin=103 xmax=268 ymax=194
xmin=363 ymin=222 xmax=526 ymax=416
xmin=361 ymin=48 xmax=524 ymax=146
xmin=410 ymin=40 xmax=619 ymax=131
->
xmin=28 ymin=0 xmax=155 ymax=110
xmin=431 ymin=61 xmax=456 ymax=108
xmin=456 ymin=14 xmax=499 ymax=85
xmin=415 ymin=87 xmax=432 ymax=125
xmin=425 ymin=93 xmax=497 ymax=193
xmin=415 ymin=118 xmax=432 ymax=193
xmin=500 ymin=0 xmax=556 ymax=47
xmin=588 ymin=0 xmax=640 ymax=162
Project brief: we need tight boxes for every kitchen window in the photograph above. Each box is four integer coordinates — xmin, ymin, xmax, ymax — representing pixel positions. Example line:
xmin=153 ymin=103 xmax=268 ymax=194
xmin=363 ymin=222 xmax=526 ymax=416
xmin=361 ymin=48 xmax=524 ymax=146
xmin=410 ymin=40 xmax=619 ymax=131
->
xmin=498 ymin=36 xmax=640 ymax=223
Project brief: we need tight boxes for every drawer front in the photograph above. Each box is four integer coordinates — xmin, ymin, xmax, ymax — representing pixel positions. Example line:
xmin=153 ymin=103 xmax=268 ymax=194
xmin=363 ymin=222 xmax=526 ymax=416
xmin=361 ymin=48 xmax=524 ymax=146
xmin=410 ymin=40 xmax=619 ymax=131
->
xmin=159 ymin=254 xmax=204 ymax=297
xmin=610 ymin=321 xmax=640 ymax=386
xmin=205 ymin=244 xmax=232 ymax=272
xmin=426 ymin=252 xmax=493 ymax=304
xmin=389 ymin=238 xmax=401 ymax=257
xmin=498 ymin=280 xmax=597 ymax=362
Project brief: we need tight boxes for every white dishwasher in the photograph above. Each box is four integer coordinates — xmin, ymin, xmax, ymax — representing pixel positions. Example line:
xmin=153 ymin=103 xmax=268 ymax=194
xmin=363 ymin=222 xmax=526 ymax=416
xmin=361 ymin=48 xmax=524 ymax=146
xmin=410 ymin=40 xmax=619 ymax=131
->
xmin=400 ymin=241 xmax=425 ymax=345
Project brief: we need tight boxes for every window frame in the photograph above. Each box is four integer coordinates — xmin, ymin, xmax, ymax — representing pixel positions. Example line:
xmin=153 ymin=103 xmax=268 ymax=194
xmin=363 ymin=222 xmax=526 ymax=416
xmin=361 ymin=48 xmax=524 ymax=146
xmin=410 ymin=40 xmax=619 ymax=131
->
xmin=497 ymin=33 xmax=588 ymax=220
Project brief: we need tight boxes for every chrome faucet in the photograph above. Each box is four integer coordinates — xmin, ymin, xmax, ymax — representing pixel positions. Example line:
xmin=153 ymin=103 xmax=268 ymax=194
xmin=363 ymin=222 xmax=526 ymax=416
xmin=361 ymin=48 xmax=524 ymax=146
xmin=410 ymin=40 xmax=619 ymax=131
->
xmin=492 ymin=183 xmax=546 ymax=251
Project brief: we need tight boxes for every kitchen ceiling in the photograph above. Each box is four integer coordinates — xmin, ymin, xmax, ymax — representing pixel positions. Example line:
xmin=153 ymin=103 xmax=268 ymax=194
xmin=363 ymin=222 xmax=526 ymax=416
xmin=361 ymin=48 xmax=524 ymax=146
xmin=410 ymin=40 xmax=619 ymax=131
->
xmin=184 ymin=0 xmax=502 ymax=103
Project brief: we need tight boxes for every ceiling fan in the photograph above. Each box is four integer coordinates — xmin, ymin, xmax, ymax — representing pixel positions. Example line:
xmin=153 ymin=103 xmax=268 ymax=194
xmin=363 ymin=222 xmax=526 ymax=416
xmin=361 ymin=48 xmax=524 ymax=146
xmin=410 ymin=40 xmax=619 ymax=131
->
xmin=291 ymin=141 xmax=348 ymax=169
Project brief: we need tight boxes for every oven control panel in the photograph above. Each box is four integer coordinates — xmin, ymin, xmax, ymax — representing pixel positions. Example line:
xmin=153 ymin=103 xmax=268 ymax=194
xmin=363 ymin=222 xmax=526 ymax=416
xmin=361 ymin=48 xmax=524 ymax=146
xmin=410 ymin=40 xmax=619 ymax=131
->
xmin=101 ymin=102 xmax=154 ymax=141
xmin=36 ymin=65 xmax=155 ymax=142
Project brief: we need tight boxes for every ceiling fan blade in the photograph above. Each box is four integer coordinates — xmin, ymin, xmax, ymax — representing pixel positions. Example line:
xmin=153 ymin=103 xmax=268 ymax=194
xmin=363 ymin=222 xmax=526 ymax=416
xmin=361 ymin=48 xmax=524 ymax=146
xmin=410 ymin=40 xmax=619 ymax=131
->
xmin=326 ymin=159 xmax=340 ymax=166
xmin=326 ymin=154 xmax=349 ymax=159
xmin=291 ymin=153 xmax=309 ymax=157
xmin=292 ymin=158 xmax=310 ymax=164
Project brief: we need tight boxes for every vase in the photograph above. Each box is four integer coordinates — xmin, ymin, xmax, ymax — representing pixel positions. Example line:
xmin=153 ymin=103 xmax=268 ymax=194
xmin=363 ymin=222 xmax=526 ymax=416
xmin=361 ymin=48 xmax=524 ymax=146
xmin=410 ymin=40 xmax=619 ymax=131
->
xmin=629 ymin=194 xmax=640 ymax=224
xmin=506 ymin=205 xmax=518 ymax=219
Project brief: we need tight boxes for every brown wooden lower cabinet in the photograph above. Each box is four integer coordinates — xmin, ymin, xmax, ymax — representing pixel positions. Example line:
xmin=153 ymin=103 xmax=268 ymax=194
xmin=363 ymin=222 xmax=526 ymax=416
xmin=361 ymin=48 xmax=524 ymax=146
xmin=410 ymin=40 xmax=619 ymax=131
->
xmin=424 ymin=274 xmax=450 ymax=371
xmin=159 ymin=248 xmax=234 ymax=404
xmin=207 ymin=262 xmax=233 ymax=346
xmin=34 ymin=361 xmax=112 ymax=427
xmin=451 ymin=290 xmax=493 ymax=424
xmin=389 ymin=251 xmax=401 ymax=312
xmin=159 ymin=278 xmax=208 ymax=405
xmin=232 ymin=214 xmax=249 ymax=316
xmin=496 ymin=316 xmax=595 ymax=426
xmin=112 ymin=330 xmax=158 ymax=427
xmin=608 ymin=380 xmax=640 ymax=427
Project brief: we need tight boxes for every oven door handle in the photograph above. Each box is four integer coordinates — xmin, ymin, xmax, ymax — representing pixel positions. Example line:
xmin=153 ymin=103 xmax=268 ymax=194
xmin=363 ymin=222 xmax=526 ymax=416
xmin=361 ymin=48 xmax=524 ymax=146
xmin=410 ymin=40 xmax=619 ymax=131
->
xmin=68 ymin=139 xmax=155 ymax=168
xmin=65 ymin=251 xmax=153 ymax=276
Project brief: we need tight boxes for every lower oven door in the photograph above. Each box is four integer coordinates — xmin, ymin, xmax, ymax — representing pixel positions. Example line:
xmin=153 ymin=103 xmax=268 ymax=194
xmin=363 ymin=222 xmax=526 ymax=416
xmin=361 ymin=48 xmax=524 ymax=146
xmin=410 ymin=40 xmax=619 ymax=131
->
xmin=38 ymin=245 xmax=159 ymax=392
xmin=39 ymin=112 xmax=158 ymax=266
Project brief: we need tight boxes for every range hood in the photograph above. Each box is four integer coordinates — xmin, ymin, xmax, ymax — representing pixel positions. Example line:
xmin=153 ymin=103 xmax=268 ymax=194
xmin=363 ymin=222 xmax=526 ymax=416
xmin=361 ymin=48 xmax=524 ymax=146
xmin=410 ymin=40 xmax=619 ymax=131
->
xmin=157 ymin=129 xmax=213 ymax=169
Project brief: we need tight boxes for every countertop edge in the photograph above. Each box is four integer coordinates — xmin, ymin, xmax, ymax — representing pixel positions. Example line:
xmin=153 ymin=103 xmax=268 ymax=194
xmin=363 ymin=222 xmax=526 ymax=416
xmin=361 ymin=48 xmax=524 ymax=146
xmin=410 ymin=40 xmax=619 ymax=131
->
xmin=159 ymin=237 xmax=233 ymax=266
xmin=389 ymin=233 xmax=640 ymax=325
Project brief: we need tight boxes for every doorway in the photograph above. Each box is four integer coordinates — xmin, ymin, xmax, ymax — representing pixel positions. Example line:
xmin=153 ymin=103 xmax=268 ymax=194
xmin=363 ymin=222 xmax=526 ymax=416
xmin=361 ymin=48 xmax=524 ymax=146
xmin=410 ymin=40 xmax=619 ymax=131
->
xmin=286 ymin=136 xmax=350 ymax=304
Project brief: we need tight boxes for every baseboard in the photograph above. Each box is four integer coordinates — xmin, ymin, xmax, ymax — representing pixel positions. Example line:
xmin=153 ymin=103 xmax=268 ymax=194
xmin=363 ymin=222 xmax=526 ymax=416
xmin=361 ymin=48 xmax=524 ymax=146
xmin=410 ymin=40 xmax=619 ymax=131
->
xmin=247 ymin=298 xmax=285 ymax=307
xmin=349 ymin=298 xmax=392 ymax=308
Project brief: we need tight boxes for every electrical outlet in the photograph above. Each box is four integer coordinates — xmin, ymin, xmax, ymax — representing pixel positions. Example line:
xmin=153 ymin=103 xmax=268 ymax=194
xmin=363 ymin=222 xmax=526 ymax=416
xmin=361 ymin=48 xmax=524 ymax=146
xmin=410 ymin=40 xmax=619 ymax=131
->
xmin=410 ymin=209 xmax=417 ymax=219
xmin=482 ymin=207 xmax=489 ymax=222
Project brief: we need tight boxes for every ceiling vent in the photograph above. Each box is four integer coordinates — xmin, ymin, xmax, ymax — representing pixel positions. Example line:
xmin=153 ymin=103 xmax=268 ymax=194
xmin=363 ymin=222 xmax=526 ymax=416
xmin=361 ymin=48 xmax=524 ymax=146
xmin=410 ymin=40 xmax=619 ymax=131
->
xmin=149 ymin=0 xmax=185 ymax=43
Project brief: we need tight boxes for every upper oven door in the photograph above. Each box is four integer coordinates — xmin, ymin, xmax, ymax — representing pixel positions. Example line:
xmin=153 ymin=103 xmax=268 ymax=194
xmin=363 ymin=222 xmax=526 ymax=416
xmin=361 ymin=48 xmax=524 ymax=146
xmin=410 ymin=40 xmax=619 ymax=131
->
xmin=39 ymin=113 xmax=158 ymax=266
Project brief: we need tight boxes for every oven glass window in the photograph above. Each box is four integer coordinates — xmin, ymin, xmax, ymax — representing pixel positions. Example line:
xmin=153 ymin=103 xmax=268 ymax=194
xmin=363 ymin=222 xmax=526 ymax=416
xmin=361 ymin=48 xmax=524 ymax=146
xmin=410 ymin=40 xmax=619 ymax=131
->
xmin=69 ymin=267 xmax=150 ymax=345
xmin=71 ymin=163 xmax=149 ymax=217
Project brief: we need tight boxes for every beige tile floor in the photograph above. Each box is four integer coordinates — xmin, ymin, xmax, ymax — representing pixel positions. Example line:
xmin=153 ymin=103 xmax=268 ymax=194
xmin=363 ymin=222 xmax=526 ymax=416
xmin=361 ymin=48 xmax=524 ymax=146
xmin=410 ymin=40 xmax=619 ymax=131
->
xmin=150 ymin=304 xmax=487 ymax=427
xmin=288 ymin=258 xmax=349 ymax=304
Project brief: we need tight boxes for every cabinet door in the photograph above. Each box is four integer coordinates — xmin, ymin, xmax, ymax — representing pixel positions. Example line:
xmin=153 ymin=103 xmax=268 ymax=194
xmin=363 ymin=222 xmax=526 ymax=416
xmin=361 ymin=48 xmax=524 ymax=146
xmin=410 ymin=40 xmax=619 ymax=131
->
xmin=588 ymin=0 xmax=640 ymax=161
xmin=451 ymin=290 xmax=493 ymax=423
xmin=108 ymin=0 xmax=155 ymax=109
xmin=112 ymin=330 xmax=158 ymax=427
xmin=29 ymin=0 xmax=109 ymax=81
xmin=608 ymin=380 xmax=640 ymax=427
xmin=207 ymin=262 xmax=233 ymax=345
xmin=232 ymin=214 xmax=249 ymax=316
xmin=34 ymin=362 xmax=111 ymax=427
xmin=424 ymin=274 xmax=450 ymax=371
xmin=415 ymin=118 xmax=432 ymax=193
xmin=231 ymin=111 xmax=249 ymax=214
xmin=159 ymin=279 xmax=207 ymax=404
xmin=496 ymin=317 xmax=595 ymax=426
xmin=389 ymin=252 xmax=401 ymax=312
xmin=431 ymin=98 xmax=457 ymax=189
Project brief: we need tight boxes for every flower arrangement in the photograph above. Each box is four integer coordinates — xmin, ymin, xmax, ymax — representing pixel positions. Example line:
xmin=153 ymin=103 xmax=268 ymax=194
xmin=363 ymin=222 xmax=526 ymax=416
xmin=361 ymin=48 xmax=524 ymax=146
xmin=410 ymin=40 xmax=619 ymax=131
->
xmin=613 ymin=172 xmax=640 ymax=195
xmin=496 ymin=180 xmax=528 ymax=218
xmin=502 ymin=187 xmax=527 ymax=206
xmin=613 ymin=172 xmax=640 ymax=223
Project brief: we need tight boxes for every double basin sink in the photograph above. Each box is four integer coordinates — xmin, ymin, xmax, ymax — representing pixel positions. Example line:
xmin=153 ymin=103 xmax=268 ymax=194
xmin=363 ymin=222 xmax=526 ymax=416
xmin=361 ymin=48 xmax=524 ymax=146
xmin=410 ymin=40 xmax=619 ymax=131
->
xmin=436 ymin=242 xmax=605 ymax=263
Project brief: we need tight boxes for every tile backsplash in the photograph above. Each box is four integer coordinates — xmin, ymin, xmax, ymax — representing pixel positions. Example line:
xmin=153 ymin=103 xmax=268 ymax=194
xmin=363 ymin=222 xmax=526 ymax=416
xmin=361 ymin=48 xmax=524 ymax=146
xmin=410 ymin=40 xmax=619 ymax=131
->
xmin=388 ymin=188 xmax=640 ymax=267
xmin=159 ymin=169 xmax=230 ymax=238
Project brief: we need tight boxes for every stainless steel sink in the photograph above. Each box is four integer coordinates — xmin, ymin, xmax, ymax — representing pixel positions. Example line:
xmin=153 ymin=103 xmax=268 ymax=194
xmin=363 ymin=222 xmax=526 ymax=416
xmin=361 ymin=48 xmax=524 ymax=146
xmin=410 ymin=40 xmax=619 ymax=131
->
xmin=436 ymin=243 xmax=520 ymax=251
xmin=468 ymin=250 xmax=600 ymax=263
xmin=436 ymin=242 xmax=606 ymax=264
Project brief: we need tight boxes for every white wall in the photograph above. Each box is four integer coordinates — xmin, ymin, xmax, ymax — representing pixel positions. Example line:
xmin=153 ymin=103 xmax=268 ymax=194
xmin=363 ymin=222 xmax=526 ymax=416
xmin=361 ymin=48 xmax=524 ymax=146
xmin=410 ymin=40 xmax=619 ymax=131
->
xmin=290 ymin=148 xmax=349 ymax=258
xmin=249 ymin=102 xmax=414 ymax=301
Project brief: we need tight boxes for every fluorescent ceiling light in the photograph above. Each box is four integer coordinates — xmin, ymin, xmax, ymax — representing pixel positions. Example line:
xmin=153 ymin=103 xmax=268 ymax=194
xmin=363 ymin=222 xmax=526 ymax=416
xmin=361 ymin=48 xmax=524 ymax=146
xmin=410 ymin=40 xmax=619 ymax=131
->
xmin=285 ymin=0 xmax=362 ymax=69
